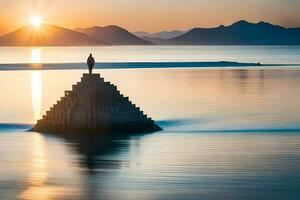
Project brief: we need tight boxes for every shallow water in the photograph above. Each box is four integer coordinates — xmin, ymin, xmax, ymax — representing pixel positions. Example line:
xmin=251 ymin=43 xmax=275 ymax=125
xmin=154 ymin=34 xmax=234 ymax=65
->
xmin=0 ymin=67 xmax=300 ymax=200
xmin=0 ymin=46 xmax=300 ymax=64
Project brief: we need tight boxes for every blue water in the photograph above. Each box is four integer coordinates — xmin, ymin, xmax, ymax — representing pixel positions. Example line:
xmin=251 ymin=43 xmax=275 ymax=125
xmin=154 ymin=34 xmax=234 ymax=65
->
xmin=0 ymin=46 xmax=300 ymax=199
xmin=0 ymin=46 xmax=300 ymax=65
xmin=1 ymin=123 xmax=300 ymax=200
xmin=0 ymin=61 xmax=269 ymax=71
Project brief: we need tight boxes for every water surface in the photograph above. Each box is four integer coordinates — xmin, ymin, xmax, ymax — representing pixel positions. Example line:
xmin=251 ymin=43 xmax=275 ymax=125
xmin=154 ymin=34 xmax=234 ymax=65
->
xmin=0 ymin=46 xmax=300 ymax=200
xmin=0 ymin=46 xmax=299 ymax=64
xmin=0 ymin=67 xmax=300 ymax=200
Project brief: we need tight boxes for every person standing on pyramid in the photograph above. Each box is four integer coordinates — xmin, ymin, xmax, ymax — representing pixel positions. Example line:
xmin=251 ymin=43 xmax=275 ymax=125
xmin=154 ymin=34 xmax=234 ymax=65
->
xmin=87 ymin=53 xmax=95 ymax=74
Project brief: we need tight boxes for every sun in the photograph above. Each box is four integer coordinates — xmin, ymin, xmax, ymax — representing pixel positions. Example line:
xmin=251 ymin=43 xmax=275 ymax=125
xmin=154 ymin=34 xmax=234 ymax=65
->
xmin=30 ymin=16 xmax=43 ymax=27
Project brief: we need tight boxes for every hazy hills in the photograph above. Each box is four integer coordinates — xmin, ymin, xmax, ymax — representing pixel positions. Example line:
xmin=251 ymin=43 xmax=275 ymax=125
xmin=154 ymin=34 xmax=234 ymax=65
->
xmin=134 ymin=30 xmax=186 ymax=39
xmin=76 ymin=25 xmax=152 ymax=45
xmin=0 ymin=20 xmax=299 ymax=46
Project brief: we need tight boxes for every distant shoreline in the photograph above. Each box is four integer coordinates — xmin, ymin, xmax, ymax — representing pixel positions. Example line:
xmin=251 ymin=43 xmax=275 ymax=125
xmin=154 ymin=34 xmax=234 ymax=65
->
xmin=0 ymin=61 xmax=298 ymax=71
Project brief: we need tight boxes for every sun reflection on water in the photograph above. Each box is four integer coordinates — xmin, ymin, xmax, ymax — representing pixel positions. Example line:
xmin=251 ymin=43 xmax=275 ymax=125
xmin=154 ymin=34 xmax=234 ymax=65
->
xmin=20 ymin=48 xmax=51 ymax=199
xmin=31 ymin=49 xmax=41 ymax=64
xmin=30 ymin=49 xmax=42 ymax=122
xmin=28 ymin=133 xmax=47 ymax=185
xmin=20 ymin=133 xmax=50 ymax=200
xmin=31 ymin=71 xmax=42 ymax=122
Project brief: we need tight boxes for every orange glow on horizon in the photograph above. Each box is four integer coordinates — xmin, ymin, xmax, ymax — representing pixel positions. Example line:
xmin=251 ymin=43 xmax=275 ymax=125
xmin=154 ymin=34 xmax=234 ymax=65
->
xmin=0 ymin=0 xmax=300 ymax=35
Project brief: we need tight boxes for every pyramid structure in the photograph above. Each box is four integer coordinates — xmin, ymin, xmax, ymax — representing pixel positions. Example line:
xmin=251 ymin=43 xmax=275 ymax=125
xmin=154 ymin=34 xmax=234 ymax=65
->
xmin=33 ymin=73 xmax=162 ymax=135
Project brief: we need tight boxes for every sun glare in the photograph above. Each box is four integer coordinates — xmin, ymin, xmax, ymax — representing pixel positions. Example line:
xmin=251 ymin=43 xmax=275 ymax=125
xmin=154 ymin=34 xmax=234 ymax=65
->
xmin=30 ymin=16 xmax=43 ymax=27
xmin=31 ymin=49 xmax=41 ymax=64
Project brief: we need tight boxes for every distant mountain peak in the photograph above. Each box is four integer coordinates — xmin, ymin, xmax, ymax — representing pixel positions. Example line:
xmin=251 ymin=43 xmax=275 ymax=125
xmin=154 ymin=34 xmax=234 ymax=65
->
xmin=233 ymin=20 xmax=250 ymax=25
xmin=231 ymin=20 xmax=256 ymax=27
xmin=258 ymin=21 xmax=268 ymax=25
xmin=230 ymin=20 xmax=284 ymax=29
xmin=77 ymin=25 xmax=153 ymax=45
xmin=106 ymin=25 xmax=123 ymax=29
xmin=87 ymin=25 xmax=121 ymax=29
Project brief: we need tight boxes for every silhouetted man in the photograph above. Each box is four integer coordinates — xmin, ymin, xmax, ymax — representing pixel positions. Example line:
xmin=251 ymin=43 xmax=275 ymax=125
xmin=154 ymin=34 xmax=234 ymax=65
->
xmin=87 ymin=53 xmax=95 ymax=74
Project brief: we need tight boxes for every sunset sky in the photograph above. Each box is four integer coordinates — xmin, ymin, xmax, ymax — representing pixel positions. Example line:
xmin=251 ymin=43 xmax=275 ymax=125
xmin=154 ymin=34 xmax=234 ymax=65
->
xmin=0 ymin=0 xmax=299 ymax=34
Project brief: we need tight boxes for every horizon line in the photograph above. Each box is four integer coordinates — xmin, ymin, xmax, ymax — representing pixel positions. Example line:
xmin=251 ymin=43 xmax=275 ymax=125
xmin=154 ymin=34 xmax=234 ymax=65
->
xmin=0 ymin=61 xmax=298 ymax=71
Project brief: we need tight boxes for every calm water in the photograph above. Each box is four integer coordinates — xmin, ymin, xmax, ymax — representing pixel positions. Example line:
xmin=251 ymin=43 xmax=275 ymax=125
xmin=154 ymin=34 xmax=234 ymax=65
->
xmin=0 ymin=46 xmax=300 ymax=200
xmin=0 ymin=46 xmax=300 ymax=64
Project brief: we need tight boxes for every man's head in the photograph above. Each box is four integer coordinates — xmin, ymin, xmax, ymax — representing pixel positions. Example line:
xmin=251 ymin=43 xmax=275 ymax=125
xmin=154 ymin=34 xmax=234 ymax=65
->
xmin=90 ymin=53 xmax=92 ymax=57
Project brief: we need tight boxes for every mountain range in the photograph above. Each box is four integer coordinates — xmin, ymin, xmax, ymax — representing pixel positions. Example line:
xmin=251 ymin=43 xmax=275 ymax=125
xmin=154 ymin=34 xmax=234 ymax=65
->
xmin=0 ymin=20 xmax=299 ymax=46
xmin=147 ymin=20 xmax=300 ymax=45
xmin=0 ymin=24 xmax=152 ymax=46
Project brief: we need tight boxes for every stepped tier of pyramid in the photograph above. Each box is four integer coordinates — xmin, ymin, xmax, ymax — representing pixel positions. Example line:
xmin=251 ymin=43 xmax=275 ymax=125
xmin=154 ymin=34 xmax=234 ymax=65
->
xmin=33 ymin=73 xmax=162 ymax=135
